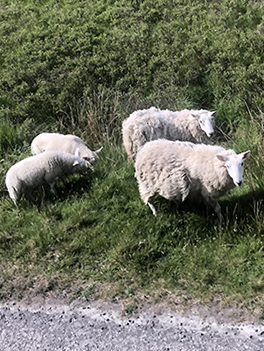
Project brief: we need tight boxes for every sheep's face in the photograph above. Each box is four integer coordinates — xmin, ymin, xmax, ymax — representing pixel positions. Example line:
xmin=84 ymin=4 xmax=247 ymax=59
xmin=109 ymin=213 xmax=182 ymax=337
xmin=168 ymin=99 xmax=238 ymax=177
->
xmin=83 ymin=146 xmax=103 ymax=164
xmin=194 ymin=111 xmax=216 ymax=137
xmin=216 ymin=151 xmax=251 ymax=186
xmin=83 ymin=154 xmax=98 ymax=164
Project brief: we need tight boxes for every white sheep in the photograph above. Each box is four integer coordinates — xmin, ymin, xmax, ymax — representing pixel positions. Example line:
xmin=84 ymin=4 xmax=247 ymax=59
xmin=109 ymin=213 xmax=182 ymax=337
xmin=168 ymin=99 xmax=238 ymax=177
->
xmin=135 ymin=139 xmax=250 ymax=220
xmin=5 ymin=149 xmax=92 ymax=204
xmin=122 ymin=107 xmax=216 ymax=159
xmin=31 ymin=133 xmax=102 ymax=164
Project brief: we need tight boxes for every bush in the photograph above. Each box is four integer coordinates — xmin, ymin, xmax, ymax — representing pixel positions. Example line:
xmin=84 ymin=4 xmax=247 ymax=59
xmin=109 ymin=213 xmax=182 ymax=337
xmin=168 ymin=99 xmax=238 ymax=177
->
xmin=0 ymin=0 xmax=264 ymax=142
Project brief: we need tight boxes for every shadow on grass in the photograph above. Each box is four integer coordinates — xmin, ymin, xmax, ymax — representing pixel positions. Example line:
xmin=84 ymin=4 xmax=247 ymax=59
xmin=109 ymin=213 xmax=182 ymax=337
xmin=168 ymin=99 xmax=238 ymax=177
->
xmin=146 ymin=195 xmax=215 ymax=219
xmin=146 ymin=187 xmax=264 ymax=230
xmin=220 ymin=188 xmax=264 ymax=220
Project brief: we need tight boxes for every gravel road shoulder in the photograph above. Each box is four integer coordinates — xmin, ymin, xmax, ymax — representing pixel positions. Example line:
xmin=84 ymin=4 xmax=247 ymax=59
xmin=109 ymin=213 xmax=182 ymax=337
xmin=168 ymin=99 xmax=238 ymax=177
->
xmin=0 ymin=296 xmax=263 ymax=351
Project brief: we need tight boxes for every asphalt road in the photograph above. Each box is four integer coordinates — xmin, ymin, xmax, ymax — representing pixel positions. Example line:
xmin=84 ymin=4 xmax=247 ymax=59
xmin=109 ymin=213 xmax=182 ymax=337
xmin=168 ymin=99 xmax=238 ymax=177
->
xmin=0 ymin=298 xmax=263 ymax=351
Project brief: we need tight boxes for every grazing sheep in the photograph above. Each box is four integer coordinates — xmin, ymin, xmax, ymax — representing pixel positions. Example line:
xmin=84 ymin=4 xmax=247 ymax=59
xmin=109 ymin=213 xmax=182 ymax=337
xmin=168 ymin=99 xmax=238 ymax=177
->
xmin=122 ymin=107 xmax=216 ymax=159
xmin=5 ymin=149 xmax=92 ymax=204
xmin=31 ymin=133 xmax=102 ymax=165
xmin=135 ymin=139 xmax=250 ymax=220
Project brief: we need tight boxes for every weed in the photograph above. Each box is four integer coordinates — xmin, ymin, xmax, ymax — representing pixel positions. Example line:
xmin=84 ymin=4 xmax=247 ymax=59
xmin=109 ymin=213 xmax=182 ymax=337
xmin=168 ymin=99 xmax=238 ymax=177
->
xmin=122 ymin=303 xmax=138 ymax=316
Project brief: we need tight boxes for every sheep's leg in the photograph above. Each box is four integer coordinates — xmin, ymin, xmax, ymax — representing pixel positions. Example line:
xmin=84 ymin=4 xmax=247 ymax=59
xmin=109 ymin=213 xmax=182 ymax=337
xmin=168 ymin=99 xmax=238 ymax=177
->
xmin=211 ymin=200 xmax=223 ymax=223
xmin=147 ymin=201 xmax=157 ymax=216
xmin=48 ymin=181 xmax=57 ymax=196
xmin=203 ymin=193 xmax=223 ymax=223
xmin=9 ymin=186 xmax=20 ymax=205
xmin=25 ymin=189 xmax=36 ymax=204
xmin=137 ymin=181 xmax=157 ymax=215
xmin=144 ymin=196 xmax=157 ymax=216
xmin=171 ymin=199 xmax=180 ymax=209
xmin=140 ymin=193 xmax=157 ymax=216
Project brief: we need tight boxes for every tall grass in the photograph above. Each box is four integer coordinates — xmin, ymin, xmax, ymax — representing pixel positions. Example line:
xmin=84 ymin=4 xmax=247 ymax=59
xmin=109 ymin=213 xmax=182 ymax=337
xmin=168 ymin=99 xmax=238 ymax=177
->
xmin=58 ymin=89 xmax=122 ymax=146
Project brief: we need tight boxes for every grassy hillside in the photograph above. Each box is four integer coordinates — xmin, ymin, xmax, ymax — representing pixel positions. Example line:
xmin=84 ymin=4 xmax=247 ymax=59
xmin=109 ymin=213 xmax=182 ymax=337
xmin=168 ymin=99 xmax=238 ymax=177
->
xmin=1 ymin=133 xmax=264 ymax=314
xmin=0 ymin=0 xmax=264 ymax=316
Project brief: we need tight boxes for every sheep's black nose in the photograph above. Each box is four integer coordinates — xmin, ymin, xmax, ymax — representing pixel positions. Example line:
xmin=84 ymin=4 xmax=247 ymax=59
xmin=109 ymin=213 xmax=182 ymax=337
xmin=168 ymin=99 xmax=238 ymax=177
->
xmin=238 ymin=181 xmax=242 ymax=186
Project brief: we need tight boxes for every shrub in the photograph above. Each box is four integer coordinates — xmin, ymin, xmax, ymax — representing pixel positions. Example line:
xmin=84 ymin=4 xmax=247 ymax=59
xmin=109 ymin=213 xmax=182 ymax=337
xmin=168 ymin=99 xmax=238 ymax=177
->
xmin=0 ymin=0 xmax=264 ymax=141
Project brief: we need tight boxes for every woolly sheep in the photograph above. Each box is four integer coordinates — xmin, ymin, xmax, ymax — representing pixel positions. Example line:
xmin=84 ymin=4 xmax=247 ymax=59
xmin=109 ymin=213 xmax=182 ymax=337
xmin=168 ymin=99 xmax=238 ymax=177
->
xmin=135 ymin=139 xmax=250 ymax=220
xmin=5 ymin=149 xmax=92 ymax=204
xmin=122 ymin=107 xmax=216 ymax=159
xmin=31 ymin=133 xmax=102 ymax=164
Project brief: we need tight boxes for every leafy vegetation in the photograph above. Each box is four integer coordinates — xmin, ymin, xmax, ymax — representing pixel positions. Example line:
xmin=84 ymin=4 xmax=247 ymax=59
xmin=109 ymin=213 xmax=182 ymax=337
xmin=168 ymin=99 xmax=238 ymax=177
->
xmin=0 ymin=0 xmax=264 ymax=316
xmin=1 ymin=0 xmax=264 ymax=125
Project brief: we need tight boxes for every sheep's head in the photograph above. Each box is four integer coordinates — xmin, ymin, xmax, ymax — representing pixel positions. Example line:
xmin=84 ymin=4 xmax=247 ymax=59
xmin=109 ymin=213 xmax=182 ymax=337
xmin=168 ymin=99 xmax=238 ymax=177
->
xmin=82 ymin=146 xmax=103 ymax=165
xmin=192 ymin=110 xmax=216 ymax=137
xmin=73 ymin=147 xmax=93 ymax=171
xmin=216 ymin=150 xmax=251 ymax=186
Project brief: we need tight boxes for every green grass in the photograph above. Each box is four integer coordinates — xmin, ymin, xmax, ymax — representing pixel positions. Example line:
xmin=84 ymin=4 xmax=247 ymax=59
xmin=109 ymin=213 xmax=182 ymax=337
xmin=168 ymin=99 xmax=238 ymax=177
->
xmin=1 ymin=138 xmax=264 ymax=316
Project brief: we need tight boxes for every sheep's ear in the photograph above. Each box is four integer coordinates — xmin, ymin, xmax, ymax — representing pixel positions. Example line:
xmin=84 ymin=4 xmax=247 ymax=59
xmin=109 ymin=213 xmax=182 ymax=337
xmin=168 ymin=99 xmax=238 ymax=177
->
xmin=191 ymin=113 xmax=199 ymax=120
xmin=75 ymin=148 xmax=81 ymax=157
xmin=216 ymin=154 xmax=228 ymax=162
xmin=211 ymin=110 xmax=217 ymax=116
xmin=240 ymin=150 xmax=250 ymax=160
xmin=95 ymin=146 xmax=103 ymax=154
xmin=73 ymin=160 xmax=79 ymax=166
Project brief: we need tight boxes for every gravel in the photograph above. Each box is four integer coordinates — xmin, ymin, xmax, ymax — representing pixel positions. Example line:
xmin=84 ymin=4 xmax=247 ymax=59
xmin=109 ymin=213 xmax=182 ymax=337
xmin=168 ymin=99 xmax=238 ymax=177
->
xmin=0 ymin=298 xmax=263 ymax=351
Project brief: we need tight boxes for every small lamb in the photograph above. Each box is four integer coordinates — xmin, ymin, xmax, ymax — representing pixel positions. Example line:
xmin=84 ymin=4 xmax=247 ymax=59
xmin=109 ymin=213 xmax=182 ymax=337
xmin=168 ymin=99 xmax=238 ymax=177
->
xmin=31 ymin=133 xmax=102 ymax=165
xmin=122 ymin=107 xmax=216 ymax=159
xmin=135 ymin=139 xmax=250 ymax=220
xmin=5 ymin=149 xmax=92 ymax=204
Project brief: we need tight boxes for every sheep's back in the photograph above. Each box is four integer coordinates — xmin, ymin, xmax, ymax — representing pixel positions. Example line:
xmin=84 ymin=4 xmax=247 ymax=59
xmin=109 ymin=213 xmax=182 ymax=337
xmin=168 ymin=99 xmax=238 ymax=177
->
xmin=31 ymin=133 xmax=95 ymax=160
xmin=122 ymin=112 xmax=176 ymax=157
xmin=6 ymin=153 xmax=49 ymax=188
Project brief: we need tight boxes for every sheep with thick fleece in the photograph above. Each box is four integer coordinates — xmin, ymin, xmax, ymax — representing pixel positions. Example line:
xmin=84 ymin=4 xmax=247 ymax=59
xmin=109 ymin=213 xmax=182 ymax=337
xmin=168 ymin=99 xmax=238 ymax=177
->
xmin=31 ymin=133 xmax=102 ymax=164
xmin=135 ymin=139 xmax=250 ymax=220
xmin=5 ymin=149 xmax=92 ymax=204
xmin=122 ymin=107 xmax=216 ymax=159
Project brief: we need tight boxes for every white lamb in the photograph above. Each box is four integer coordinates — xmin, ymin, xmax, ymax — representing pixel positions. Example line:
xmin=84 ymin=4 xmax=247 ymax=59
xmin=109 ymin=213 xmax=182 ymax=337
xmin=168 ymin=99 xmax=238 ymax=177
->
xmin=31 ymin=133 xmax=102 ymax=164
xmin=135 ymin=139 xmax=250 ymax=220
xmin=122 ymin=107 xmax=216 ymax=159
xmin=5 ymin=149 xmax=92 ymax=204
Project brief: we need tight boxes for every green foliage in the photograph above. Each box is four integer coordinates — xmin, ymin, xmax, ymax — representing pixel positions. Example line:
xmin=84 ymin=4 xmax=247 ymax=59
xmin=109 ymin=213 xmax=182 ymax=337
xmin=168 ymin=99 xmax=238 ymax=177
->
xmin=1 ymin=0 xmax=264 ymax=133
